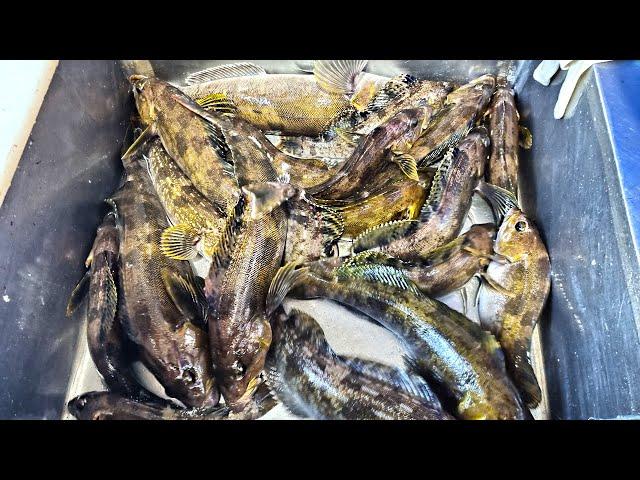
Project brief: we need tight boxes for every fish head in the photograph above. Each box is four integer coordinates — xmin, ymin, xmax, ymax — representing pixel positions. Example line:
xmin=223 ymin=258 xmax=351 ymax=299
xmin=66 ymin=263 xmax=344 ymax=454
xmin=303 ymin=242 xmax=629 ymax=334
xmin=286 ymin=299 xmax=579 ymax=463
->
xmin=222 ymin=315 xmax=273 ymax=412
xmin=390 ymin=107 xmax=432 ymax=153
xmin=463 ymin=223 xmax=497 ymax=265
xmin=162 ymin=321 xmax=220 ymax=409
xmin=67 ymin=392 xmax=115 ymax=420
xmin=129 ymin=75 xmax=166 ymax=125
xmin=447 ymin=74 xmax=496 ymax=105
xmin=495 ymin=209 xmax=545 ymax=263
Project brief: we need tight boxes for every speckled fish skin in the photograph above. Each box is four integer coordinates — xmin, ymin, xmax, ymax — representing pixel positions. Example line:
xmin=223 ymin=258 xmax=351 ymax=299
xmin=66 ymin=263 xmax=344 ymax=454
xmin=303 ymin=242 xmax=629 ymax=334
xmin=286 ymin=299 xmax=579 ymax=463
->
xmin=181 ymin=72 xmax=387 ymax=136
xmin=335 ymin=169 xmax=431 ymax=238
xmin=307 ymin=108 xmax=430 ymax=200
xmin=478 ymin=209 xmax=550 ymax=408
xmin=348 ymin=79 xmax=454 ymax=136
xmin=131 ymin=76 xmax=239 ymax=215
xmin=284 ymin=194 xmax=340 ymax=263
xmin=372 ymin=128 xmax=489 ymax=262
xmin=144 ymin=138 xmax=226 ymax=259
xmin=487 ymin=81 xmax=520 ymax=196
xmin=82 ymin=213 xmax=155 ymax=401
xmin=206 ymin=110 xmax=337 ymax=190
xmin=110 ymin=159 xmax=219 ymax=409
xmin=284 ymin=270 xmax=528 ymax=420
xmin=270 ymin=80 xmax=453 ymax=162
xmin=403 ymin=223 xmax=496 ymax=296
xmin=203 ymin=133 xmax=294 ymax=411
xmin=265 ymin=308 xmax=453 ymax=420
xmin=269 ymin=133 xmax=355 ymax=166
xmin=410 ymin=75 xmax=495 ymax=169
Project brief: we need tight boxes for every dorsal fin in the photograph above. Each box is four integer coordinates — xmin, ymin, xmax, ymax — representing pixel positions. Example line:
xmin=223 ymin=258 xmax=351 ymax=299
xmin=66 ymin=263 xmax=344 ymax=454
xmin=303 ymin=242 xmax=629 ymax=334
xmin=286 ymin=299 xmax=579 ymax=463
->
xmin=184 ymin=62 xmax=267 ymax=85
xmin=352 ymin=219 xmax=419 ymax=254
xmin=200 ymin=118 xmax=233 ymax=170
xmin=210 ymin=194 xmax=246 ymax=271
xmin=418 ymin=110 xmax=474 ymax=169
xmin=336 ymin=253 xmax=420 ymax=294
xmin=419 ymin=146 xmax=456 ymax=222
xmin=364 ymin=74 xmax=418 ymax=113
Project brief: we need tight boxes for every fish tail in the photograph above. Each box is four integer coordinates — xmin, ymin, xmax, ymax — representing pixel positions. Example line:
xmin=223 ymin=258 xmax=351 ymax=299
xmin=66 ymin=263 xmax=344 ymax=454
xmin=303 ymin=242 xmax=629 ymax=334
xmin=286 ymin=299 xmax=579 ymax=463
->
xmin=508 ymin=345 xmax=542 ymax=409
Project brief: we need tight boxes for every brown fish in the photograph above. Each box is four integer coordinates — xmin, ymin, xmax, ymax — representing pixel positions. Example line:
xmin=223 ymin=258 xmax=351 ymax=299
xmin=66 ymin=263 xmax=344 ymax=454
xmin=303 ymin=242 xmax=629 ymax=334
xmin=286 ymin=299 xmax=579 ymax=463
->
xmin=409 ymin=74 xmax=495 ymax=169
xmin=477 ymin=182 xmax=551 ymax=408
xmin=267 ymin=263 xmax=529 ymax=420
xmin=307 ymin=107 xmax=431 ymax=201
xmin=266 ymin=307 xmax=453 ymax=420
xmin=110 ymin=157 xmax=219 ymax=409
xmin=339 ymin=223 xmax=497 ymax=297
xmin=353 ymin=127 xmax=489 ymax=261
xmin=126 ymin=75 xmax=239 ymax=215
xmin=204 ymin=179 xmax=294 ymax=411
xmin=66 ymin=213 xmax=156 ymax=402
xmin=180 ymin=61 xmax=387 ymax=136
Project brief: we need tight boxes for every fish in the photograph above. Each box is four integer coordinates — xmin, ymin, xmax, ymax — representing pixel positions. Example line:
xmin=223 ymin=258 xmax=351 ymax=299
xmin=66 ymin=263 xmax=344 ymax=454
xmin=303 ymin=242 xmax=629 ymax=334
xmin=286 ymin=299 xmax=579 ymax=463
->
xmin=267 ymin=263 xmax=529 ymax=420
xmin=283 ymin=192 xmax=343 ymax=263
xmin=476 ymin=182 xmax=551 ymax=408
xmin=180 ymin=61 xmax=387 ymax=136
xmin=408 ymin=74 xmax=495 ymax=169
xmin=269 ymin=76 xmax=454 ymax=163
xmin=486 ymin=78 xmax=530 ymax=197
xmin=125 ymin=75 xmax=240 ymax=216
xmin=66 ymin=212 xmax=157 ymax=402
xmin=353 ymin=127 xmax=489 ymax=261
xmin=109 ymin=157 xmax=219 ymax=409
xmin=142 ymin=138 xmax=227 ymax=261
xmin=265 ymin=307 xmax=452 ymax=420
xmin=267 ymin=133 xmax=355 ymax=166
xmin=338 ymin=223 xmax=497 ymax=297
xmin=204 ymin=180 xmax=295 ymax=412
xmin=335 ymin=76 xmax=455 ymax=138
xmin=306 ymin=107 xmax=431 ymax=200
xmin=328 ymin=169 xmax=432 ymax=239
xmin=67 ymin=386 xmax=277 ymax=420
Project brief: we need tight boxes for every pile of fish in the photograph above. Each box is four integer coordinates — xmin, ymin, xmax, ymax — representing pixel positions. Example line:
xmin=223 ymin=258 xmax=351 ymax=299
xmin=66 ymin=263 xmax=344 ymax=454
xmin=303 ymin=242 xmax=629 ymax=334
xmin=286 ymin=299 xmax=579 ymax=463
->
xmin=66 ymin=60 xmax=549 ymax=420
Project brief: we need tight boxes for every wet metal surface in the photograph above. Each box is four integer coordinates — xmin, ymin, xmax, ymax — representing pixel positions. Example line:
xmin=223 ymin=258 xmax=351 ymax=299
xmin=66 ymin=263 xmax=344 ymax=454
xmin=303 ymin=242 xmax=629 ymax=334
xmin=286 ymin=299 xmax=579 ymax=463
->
xmin=0 ymin=60 xmax=130 ymax=418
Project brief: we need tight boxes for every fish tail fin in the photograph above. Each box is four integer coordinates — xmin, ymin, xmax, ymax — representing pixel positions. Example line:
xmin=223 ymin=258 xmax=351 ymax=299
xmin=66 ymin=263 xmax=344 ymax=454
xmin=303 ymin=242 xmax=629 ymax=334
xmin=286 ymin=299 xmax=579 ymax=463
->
xmin=160 ymin=224 xmax=201 ymax=260
xmin=266 ymin=262 xmax=309 ymax=316
xmin=391 ymin=153 xmax=420 ymax=181
xmin=242 ymin=182 xmax=296 ymax=220
xmin=314 ymin=60 xmax=368 ymax=95
xmin=353 ymin=219 xmax=419 ymax=254
xmin=509 ymin=345 xmax=542 ymax=409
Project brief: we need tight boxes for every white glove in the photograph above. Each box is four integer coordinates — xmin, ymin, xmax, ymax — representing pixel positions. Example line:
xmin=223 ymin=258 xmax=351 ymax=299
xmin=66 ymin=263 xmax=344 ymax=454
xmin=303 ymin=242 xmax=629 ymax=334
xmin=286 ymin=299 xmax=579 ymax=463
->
xmin=533 ymin=60 xmax=611 ymax=119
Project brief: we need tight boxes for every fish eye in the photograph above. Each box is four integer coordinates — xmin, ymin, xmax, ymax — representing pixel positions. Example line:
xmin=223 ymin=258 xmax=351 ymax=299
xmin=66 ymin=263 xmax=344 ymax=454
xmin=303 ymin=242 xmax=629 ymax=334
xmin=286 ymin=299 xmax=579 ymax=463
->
xmin=182 ymin=367 xmax=197 ymax=384
xmin=515 ymin=221 xmax=527 ymax=232
xmin=93 ymin=413 xmax=108 ymax=421
xmin=74 ymin=397 xmax=87 ymax=411
xmin=410 ymin=118 xmax=419 ymax=128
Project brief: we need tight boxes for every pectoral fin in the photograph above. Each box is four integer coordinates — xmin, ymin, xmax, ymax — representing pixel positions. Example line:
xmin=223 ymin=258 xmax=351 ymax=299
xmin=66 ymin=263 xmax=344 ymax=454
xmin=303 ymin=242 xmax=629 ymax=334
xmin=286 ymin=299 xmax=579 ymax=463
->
xmin=519 ymin=125 xmax=533 ymax=149
xmin=160 ymin=224 xmax=201 ymax=261
xmin=266 ymin=262 xmax=309 ymax=316
xmin=391 ymin=154 xmax=420 ymax=181
xmin=194 ymin=93 xmax=237 ymax=114
xmin=313 ymin=60 xmax=368 ymax=95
